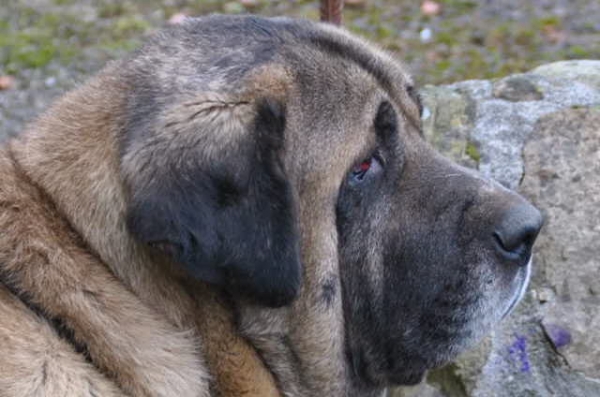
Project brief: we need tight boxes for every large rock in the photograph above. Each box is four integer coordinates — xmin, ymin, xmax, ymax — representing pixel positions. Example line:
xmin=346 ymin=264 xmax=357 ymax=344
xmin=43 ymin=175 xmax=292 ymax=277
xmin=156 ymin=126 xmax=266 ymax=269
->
xmin=522 ymin=108 xmax=600 ymax=381
xmin=393 ymin=60 xmax=600 ymax=397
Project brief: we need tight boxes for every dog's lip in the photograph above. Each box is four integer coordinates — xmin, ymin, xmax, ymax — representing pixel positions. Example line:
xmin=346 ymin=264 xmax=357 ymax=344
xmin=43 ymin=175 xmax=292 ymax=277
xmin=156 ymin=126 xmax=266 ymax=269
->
xmin=502 ymin=258 xmax=532 ymax=319
xmin=346 ymin=339 xmax=429 ymax=387
xmin=387 ymin=369 xmax=426 ymax=386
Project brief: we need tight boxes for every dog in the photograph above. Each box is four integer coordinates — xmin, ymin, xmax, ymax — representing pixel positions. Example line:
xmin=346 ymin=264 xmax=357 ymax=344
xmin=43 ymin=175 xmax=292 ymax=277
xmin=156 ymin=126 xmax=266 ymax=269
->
xmin=0 ymin=15 xmax=542 ymax=397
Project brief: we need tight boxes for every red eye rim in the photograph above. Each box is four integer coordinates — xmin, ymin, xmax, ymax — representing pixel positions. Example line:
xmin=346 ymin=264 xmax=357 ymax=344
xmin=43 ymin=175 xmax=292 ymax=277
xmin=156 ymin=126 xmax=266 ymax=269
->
xmin=350 ymin=157 xmax=374 ymax=183
xmin=354 ymin=159 xmax=372 ymax=174
xmin=349 ymin=154 xmax=382 ymax=184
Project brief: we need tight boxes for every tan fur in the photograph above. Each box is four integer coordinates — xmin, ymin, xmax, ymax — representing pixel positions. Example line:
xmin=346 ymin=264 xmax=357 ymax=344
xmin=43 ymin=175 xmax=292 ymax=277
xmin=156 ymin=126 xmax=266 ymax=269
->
xmin=0 ymin=16 xmax=427 ymax=397
xmin=192 ymin=289 xmax=280 ymax=397
xmin=0 ymin=143 xmax=208 ymax=397
xmin=1 ymin=64 xmax=278 ymax=396
xmin=237 ymin=57 xmax=389 ymax=396
xmin=0 ymin=284 xmax=125 ymax=397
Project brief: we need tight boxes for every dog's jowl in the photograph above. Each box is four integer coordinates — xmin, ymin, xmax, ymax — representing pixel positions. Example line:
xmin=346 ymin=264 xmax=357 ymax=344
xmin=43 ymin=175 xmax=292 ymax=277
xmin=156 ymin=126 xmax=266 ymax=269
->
xmin=0 ymin=15 xmax=542 ymax=397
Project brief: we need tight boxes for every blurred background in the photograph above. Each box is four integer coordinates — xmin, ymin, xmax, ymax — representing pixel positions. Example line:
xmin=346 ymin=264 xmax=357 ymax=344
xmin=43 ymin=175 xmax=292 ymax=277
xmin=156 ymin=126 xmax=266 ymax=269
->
xmin=1 ymin=0 xmax=600 ymax=136
xmin=1 ymin=2 xmax=599 ymax=397
xmin=2 ymin=0 xmax=600 ymax=136
xmin=1 ymin=0 xmax=600 ymax=85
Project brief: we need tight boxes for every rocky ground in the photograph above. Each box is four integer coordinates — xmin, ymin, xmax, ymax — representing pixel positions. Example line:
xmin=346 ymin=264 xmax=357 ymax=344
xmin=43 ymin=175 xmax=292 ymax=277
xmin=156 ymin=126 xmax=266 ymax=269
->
xmin=1 ymin=2 xmax=600 ymax=397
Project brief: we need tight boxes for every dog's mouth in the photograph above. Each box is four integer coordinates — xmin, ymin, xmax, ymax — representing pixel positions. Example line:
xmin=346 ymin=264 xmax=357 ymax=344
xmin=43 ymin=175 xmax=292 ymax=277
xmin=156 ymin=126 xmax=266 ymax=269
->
xmin=347 ymin=343 xmax=431 ymax=388
xmin=502 ymin=258 xmax=532 ymax=319
xmin=347 ymin=257 xmax=535 ymax=389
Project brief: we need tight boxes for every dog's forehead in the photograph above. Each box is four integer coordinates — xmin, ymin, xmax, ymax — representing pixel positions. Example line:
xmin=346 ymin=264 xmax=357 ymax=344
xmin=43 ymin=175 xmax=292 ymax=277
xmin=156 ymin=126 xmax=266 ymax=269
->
xmin=123 ymin=15 xmax=419 ymax=178
xmin=286 ymin=64 xmax=380 ymax=154
xmin=126 ymin=15 xmax=417 ymax=113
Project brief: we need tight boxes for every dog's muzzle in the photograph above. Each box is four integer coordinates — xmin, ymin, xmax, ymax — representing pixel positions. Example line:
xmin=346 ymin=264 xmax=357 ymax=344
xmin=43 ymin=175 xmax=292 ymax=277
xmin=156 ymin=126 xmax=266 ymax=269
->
xmin=502 ymin=258 xmax=533 ymax=319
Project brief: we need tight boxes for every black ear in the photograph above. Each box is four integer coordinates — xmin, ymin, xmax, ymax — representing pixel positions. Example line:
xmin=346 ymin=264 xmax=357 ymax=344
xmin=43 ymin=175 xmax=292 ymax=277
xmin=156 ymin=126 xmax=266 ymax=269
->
xmin=123 ymin=97 xmax=301 ymax=307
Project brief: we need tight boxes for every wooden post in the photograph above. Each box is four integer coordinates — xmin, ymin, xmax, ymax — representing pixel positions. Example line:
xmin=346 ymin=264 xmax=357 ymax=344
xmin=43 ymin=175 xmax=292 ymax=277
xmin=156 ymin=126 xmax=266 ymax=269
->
xmin=320 ymin=0 xmax=344 ymax=26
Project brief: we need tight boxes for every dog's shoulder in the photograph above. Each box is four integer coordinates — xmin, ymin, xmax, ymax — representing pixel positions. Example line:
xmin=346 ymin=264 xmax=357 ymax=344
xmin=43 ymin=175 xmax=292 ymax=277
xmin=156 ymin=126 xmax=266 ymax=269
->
xmin=0 ymin=282 xmax=127 ymax=396
xmin=0 ymin=144 xmax=210 ymax=396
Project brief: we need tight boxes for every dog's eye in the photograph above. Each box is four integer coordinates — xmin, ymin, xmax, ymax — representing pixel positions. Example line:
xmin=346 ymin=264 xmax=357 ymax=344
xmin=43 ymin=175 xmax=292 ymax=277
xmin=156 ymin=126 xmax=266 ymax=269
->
xmin=349 ymin=155 xmax=382 ymax=184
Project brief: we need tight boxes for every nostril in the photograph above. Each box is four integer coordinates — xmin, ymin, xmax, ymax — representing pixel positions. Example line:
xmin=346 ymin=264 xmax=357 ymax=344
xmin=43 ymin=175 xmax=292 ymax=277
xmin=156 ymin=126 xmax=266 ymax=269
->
xmin=494 ymin=204 xmax=543 ymax=264
xmin=494 ymin=229 xmax=534 ymax=259
xmin=494 ymin=224 xmax=538 ymax=252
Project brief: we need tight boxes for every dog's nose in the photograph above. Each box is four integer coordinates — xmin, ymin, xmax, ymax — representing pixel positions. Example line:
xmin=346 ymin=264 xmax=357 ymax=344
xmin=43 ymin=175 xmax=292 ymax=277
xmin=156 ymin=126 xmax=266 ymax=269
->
xmin=493 ymin=203 xmax=543 ymax=265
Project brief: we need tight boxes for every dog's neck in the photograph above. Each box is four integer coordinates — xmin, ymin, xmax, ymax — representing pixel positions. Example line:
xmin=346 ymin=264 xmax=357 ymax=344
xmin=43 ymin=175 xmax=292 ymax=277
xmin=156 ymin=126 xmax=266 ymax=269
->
xmin=8 ymin=65 xmax=386 ymax=397
xmin=9 ymin=65 xmax=281 ymax=396
xmin=11 ymin=67 xmax=137 ymax=287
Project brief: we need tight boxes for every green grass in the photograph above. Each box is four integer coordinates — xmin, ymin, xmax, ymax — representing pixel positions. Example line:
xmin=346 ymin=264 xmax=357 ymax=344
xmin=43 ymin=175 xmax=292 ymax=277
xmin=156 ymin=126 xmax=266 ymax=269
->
xmin=0 ymin=11 xmax=79 ymax=72
xmin=1 ymin=0 xmax=599 ymax=85
xmin=465 ymin=141 xmax=481 ymax=163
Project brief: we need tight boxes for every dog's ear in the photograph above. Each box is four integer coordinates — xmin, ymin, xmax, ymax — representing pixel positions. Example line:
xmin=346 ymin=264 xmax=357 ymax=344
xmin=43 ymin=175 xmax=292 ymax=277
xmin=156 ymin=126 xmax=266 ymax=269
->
xmin=122 ymin=94 xmax=301 ymax=308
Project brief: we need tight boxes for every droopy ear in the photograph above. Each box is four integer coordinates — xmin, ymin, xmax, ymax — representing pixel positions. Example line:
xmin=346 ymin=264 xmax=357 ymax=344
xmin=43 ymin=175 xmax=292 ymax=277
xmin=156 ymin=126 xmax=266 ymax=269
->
xmin=121 ymin=95 xmax=301 ymax=308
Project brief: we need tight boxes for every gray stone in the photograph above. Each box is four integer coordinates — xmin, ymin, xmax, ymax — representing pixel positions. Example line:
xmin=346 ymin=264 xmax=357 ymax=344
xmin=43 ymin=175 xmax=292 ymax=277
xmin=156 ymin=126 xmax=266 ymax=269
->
xmin=421 ymin=64 xmax=600 ymax=190
xmin=521 ymin=108 xmax=600 ymax=381
xmin=459 ymin=66 xmax=600 ymax=190
xmin=420 ymin=85 xmax=477 ymax=168
xmin=493 ymin=75 xmax=544 ymax=102
xmin=532 ymin=60 xmax=600 ymax=89
xmin=448 ymin=80 xmax=493 ymax=101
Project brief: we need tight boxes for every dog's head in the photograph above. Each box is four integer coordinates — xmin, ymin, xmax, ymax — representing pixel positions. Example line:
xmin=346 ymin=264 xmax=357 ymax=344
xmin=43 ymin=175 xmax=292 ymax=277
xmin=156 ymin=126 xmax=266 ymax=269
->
xmin=121 ymin=16 xmax=542 ymax=391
